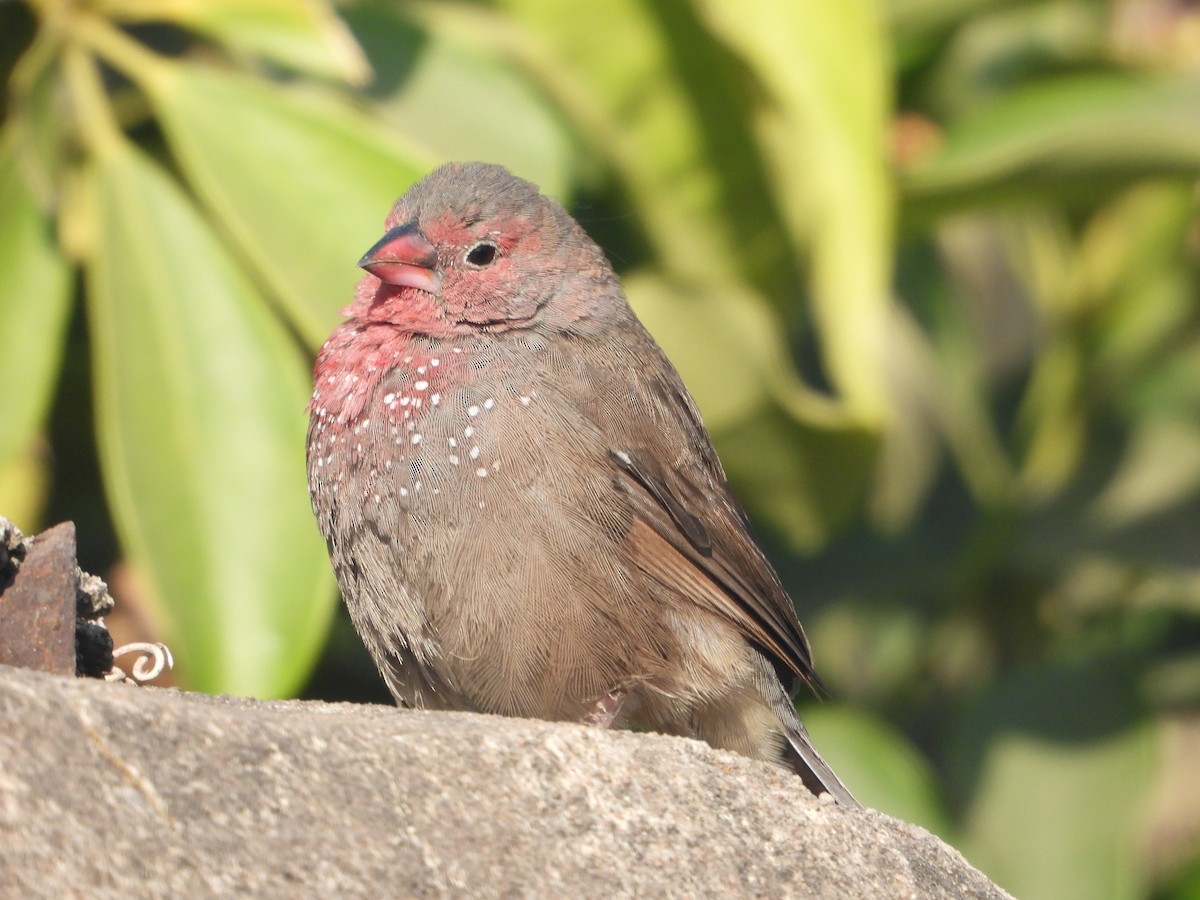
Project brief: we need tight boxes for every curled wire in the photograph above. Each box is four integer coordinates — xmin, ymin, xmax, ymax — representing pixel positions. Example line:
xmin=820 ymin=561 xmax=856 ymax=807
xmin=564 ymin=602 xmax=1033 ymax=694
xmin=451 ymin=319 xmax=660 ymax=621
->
xmin=106 ymin=642 xmax=174 ymax=684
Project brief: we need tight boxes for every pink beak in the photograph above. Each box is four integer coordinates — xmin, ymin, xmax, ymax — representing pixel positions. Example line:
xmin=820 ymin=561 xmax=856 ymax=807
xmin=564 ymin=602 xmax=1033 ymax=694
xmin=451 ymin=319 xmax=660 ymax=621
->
xmin=358 ymin=223 xmax=442 ymax=294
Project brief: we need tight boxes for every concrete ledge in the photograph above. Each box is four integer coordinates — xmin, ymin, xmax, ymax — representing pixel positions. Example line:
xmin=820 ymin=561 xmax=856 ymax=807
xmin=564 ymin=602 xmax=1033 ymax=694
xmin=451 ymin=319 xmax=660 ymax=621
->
xmin=0 ymin=665 xmax=1009 ymax=898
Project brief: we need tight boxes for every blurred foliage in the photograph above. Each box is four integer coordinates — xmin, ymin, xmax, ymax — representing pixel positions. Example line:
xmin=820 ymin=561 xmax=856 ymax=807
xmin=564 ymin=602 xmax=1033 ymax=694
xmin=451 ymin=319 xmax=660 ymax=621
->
xmin=1 ymin=0 xmax=1199 ymax=897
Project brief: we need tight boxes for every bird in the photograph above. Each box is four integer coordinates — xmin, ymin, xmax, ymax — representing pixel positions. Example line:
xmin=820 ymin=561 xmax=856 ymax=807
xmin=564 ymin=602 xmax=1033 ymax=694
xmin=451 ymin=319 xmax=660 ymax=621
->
xmin=306 ymin=162 xmax=860 ymax=808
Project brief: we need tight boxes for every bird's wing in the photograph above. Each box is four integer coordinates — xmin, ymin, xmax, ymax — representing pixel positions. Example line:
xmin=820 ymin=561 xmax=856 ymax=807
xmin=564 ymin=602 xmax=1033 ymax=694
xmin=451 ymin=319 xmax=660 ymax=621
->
xmin=596 ymin=361 xmax=821 ymax=694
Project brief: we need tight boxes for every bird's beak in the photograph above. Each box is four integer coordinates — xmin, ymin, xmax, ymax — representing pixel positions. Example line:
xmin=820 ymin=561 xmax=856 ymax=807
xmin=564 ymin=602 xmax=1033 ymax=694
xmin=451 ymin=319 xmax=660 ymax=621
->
xmin=358 ymin=222 xmax=442 ymax=294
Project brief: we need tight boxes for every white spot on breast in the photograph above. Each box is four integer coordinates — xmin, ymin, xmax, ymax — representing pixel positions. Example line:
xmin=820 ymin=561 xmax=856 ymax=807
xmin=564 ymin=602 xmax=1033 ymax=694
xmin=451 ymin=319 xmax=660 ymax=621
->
xmin=411 ymin=434 xmax=422 ymax=445
xmin=431 ymin=393 xmax=441 ymax=406
xmin=430 ymin=358 xmax=440 ymax=366
xmin=476 ymin=467 xmax=488 ymax=478
xmin=413 ymin=380 xmax=429 ymax=391
xmin=383 ymin=393 xmax=396 ymax=405
xmin=519 ymin=396 xmax=531 ymax=406
xmin=464 ymin=426 xmax=475 ymax=438
xmin=399 ymin=487 xmax=408 ymax=497
xmin=449 ymin=455 xmax=459 ymax=465
xmin=416 ymin=366 xmax=427 ymax=375
xmin=483 ymin=398 xmax=495 ymax=410
xmin=469 ymin=446 xmax=480 ymax=460
xmin=467 ymin=405 xmax=480 ymax=417
xmin=448 ymin=437 xmax=457 ymax=448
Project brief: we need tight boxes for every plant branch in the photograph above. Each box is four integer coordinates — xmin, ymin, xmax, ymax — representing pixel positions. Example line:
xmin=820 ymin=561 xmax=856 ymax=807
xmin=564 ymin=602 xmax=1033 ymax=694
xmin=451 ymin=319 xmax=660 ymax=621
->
xmin=62 ymin=41 xmax=122 ymax=157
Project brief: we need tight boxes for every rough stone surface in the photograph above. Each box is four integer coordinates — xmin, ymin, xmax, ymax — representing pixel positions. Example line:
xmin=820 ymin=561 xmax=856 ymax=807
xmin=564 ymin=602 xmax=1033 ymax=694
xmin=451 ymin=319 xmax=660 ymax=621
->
xmin=0 ymin=665 xmax=1010 ymax=899
xmin=0 ymin=522 xmax=76 ymax=675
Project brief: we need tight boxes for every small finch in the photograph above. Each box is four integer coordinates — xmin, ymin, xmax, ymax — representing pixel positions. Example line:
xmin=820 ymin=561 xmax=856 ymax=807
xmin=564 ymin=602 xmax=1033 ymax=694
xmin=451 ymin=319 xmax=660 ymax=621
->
xmin=307 ymin=162 xmax=859 ymax=807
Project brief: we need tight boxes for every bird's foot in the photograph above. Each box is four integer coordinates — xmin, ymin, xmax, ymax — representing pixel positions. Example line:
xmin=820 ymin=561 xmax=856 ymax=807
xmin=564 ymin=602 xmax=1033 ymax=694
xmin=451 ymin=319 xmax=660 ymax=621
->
xmin=581 ymin=689 xmax=627 ymax=728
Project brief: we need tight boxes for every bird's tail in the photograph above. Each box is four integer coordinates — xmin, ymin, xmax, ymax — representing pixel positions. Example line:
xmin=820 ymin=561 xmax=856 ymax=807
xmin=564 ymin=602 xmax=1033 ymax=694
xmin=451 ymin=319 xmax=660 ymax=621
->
xmin=783 ymin=723 xmax=862 ymax=810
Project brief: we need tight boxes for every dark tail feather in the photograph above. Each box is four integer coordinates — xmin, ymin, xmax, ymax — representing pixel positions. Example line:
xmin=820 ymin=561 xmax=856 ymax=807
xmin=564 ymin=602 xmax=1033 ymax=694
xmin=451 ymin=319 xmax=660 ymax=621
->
xmin=784 ymin=724 xmax=862 ymax=810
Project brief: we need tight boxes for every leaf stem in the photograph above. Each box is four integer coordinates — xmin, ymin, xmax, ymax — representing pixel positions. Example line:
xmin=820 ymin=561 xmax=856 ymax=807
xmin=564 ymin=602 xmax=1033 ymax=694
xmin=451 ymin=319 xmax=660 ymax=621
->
xmin=68 ymin=11 xmax=171 ymax=92
xmin=62 ymin=41 xmax=122 ymax=157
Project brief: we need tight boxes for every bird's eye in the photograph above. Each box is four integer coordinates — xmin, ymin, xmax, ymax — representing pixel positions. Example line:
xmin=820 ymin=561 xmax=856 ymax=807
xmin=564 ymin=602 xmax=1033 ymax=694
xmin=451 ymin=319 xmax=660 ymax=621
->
xmin=465 ymin=242 xmax=498 ymax=267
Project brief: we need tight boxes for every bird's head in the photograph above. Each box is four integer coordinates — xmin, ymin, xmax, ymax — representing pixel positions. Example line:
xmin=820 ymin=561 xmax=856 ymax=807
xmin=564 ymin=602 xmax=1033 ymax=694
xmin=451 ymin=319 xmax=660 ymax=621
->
xmin=348 ymin=162 xmax=621 ymax=338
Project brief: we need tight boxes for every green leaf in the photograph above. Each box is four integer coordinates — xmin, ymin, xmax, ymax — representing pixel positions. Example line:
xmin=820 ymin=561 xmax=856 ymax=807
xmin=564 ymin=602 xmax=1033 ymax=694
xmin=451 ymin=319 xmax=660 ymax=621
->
xmin=904 ymin=74 xmax=1200 ymax=221
xmin=886 ymin=0 xmax=1012 ymax=36
xmin=0 ymin=443 xmax=50 ymax=534
xmin=626 ymin=272 xmax=876 ymax=549
xmin=142 ymin=62 xmax=434 ymax=346
xmin=1091 ymin=416 xmax=1200 ymax=530
xmin=693 ymin=0 xmax=896 ymax=426
xmin=85 ymin=140 xmax=335 ymax=696
xmin=717 ymin=406 xmax=878 ymax=551
xmin=625 ymin=272 xmax=779 ymax=432
xmin=474 ymin=0 xmax=793 ymax=292
xmin=951 ymin=654 xmax=1157 ymax=900
xmin=803 ymin=705 xmax=953 ymax=837
xmin=343 ymin=6 xmax=576 ymax=201
xmin=1160 ymin=853 xmax=1200 ymax=900
xmin=98 ymin=0 xmax=370 ymax=84
xmin=0 ymin=129 xmax=72 ymax=474
xmin=430 ymin=0 xmax=889 ymax=433
xmin=1084 ymin=184 xmax=1198 ymax=381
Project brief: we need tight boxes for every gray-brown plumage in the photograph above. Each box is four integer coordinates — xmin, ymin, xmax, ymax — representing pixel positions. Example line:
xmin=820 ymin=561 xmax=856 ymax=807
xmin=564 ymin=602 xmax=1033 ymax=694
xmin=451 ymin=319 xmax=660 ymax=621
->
xmin=306 ymin=162 xmax=860 ymax=808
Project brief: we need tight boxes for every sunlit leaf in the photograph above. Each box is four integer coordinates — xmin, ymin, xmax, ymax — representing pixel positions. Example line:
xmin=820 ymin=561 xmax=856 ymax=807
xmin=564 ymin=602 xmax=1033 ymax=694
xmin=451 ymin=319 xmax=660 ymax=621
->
xmin=5 ymin=27 xmax=70 ymax=207
xmin=951 ymin=654 xmax=1157 ymax=900
xmin=694 ymin=0 xmax=895 ymax=426
xmin=1092 ymin=417 xmax=1200 ymax=529
xmin=142 ymin=62 xmax=434 ymax=346
xmin=98 ymin=0 xmax=370 ymax=84
xmin=448 ymin=0 xmax=793 ymax=294
xmin=905 ymin=74 xmax=1200 ymax=221
xmin=1017 ymin=337 xmax=1086 ymax=499
xmin=1083 ymin=184 xmax=1197 ymax=379
xmin=343 ymin=6 xmax=575 ymax=201
xmin=627 ymin=272 xmax=784 ymax=432
xmin=627 ymin=272 xmax=875 ymax=548
xmin=718 ymin=406 xmax=877 ymax=552
xmin=0 ymin=129 xmax=72 ymax=474
xmin=868 ymin=306 xmax=946 ymax=530
xmin=0 ymin=442 xmax=51 ymax=535
xmin=85 ymin=140 xmax=335 ymax=696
